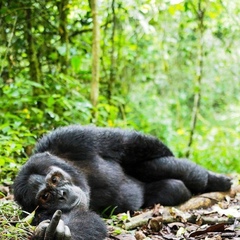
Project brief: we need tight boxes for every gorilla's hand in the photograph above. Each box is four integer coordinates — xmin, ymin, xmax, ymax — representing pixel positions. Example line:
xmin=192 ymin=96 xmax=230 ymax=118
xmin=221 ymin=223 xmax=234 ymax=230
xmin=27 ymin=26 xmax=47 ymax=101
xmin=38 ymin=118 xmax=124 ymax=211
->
xmin=33 ymin=210 xmax=71 ymax=240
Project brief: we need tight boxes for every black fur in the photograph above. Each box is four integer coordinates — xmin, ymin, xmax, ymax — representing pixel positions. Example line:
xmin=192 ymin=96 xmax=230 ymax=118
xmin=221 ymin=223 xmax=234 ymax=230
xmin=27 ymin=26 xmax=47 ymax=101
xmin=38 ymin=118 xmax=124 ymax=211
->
xmin=13 ymin=125 xmax=231 ymax=240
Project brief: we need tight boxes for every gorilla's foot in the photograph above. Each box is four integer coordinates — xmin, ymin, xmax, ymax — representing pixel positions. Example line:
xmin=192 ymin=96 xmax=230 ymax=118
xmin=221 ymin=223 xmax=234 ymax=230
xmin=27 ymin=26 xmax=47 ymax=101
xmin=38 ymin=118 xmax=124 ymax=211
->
xmin=206 ymin=172 xmax=232 ymax=192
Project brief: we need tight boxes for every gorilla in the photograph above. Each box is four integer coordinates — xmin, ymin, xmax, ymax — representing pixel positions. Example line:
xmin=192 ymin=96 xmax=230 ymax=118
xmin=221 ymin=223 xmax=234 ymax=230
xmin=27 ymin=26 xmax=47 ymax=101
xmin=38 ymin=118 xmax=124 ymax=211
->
xmin=13 ymin=125 xmax=231 ymax=240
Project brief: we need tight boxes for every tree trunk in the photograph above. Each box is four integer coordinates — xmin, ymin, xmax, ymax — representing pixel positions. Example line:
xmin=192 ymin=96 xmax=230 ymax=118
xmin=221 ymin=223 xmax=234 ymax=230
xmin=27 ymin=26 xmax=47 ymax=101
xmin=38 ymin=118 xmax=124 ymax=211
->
xmin=25 ymin=5 xmax=41 ymax=87
xmin=186 ymin=0 xmax=206 ymax=157
xmin=90 ymin=0 xmax=101 ymax=120
xmin=107 ymin=0 xmax=116 ymax=102
xmin=0 ymin=1 xmax=17 ymax=83
xmin=57 ymin=0 xmax=69 ymax=74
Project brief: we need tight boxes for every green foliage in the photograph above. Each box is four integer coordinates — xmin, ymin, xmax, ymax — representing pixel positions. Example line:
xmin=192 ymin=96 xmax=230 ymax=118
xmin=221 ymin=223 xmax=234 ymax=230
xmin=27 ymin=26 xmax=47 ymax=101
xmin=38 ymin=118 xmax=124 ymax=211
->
xmin=0 ymin=200 xmax=34 ymax=239
xmin=104 ymin=212 xmax=131 ymax=236
xmin=0 ymin=0 xmax=240 ymax=183
xmin=0 ymin=75 xmax=92 ymax=180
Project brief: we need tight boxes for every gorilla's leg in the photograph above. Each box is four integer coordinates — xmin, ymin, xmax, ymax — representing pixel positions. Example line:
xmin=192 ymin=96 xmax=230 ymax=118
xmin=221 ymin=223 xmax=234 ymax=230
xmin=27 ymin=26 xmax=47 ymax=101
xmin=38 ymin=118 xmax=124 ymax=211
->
xmin=143 ymin=179 xmax=192 ymax=206
xmin=130 ymin=157 xmax=231 ymax=194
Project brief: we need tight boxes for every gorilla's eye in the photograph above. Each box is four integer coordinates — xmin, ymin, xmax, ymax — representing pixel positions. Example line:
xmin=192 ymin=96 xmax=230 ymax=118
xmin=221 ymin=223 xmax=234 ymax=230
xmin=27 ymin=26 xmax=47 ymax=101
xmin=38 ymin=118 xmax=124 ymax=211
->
xmin=40 ymin=192 xmax=51 ymax=202
xmin=51 ymin=175 xmax=60 ymax=184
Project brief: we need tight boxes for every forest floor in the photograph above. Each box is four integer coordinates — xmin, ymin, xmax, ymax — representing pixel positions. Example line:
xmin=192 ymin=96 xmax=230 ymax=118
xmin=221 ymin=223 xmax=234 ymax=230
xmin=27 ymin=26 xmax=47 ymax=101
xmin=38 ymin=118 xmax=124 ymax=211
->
xmin=106 ymin=174 xmax=240 ymax=240
xmin=0 ymin=174 xmax=239 ymax=240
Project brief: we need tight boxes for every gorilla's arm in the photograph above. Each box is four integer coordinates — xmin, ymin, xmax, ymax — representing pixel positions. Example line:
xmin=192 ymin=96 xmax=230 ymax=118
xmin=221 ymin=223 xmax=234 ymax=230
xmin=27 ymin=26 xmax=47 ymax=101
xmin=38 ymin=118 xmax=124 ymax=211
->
xmin=34 ymin=125 xmax=174 ymax=163
xmin=64 ymin=209 xmax=107 ymax=240
xmin=32 ymin=210 xmax=107 ymax=240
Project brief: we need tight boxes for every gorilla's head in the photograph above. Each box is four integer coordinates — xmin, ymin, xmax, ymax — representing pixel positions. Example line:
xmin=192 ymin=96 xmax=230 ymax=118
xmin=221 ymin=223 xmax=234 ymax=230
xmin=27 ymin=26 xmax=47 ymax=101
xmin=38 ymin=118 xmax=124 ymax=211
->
xmin=13 ymin=152 xmax=90 ymax=213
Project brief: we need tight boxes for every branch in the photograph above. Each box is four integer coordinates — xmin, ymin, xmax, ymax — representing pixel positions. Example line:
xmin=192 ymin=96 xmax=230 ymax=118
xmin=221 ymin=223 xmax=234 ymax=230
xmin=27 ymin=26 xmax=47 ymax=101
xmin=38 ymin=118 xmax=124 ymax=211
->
xmin=124 ymin=207 xmax=236 ymax=230
xmin=69 ymin=20 xmax=111 ymax=39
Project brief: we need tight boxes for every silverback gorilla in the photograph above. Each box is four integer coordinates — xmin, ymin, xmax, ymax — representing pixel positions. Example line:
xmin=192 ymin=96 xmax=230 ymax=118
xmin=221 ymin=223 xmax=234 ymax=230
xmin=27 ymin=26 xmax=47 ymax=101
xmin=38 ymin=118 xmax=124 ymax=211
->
xmin=13 ymin=125 xmax=231 ymax=240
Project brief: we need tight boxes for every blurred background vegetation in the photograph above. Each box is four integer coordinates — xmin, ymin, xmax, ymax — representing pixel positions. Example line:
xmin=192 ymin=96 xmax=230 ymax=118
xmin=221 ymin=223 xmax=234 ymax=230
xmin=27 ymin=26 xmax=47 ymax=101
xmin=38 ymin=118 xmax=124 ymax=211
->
xmin=0 ymin=0 xmax=239 ymax=184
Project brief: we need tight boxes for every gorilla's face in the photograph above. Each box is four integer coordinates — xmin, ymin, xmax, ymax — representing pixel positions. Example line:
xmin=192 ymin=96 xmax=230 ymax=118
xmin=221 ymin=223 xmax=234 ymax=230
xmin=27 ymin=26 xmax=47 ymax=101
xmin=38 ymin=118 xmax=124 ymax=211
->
xmin=31 ymin=166 xmax=89 ymax=212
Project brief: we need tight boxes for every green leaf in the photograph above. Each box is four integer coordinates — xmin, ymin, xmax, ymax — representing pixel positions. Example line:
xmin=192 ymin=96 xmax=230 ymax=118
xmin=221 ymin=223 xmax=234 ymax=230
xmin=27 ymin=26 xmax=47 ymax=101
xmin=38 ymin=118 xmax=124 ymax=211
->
xmin=71 ymin=56 xmax=81 ymax=72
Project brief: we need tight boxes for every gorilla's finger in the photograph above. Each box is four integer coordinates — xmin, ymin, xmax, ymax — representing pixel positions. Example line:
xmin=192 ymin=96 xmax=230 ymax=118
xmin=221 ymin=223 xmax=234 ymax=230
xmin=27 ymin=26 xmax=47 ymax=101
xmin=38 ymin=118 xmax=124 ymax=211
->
xmin=44 ymin=210 xmax=62 ymax=240
xmin=55 ymin=219 xmax=66 ymax=239
xmin=64 ymin=225 xmax=72 ymax=239
xmin=34 ymin=220 xmax=50 ymax=239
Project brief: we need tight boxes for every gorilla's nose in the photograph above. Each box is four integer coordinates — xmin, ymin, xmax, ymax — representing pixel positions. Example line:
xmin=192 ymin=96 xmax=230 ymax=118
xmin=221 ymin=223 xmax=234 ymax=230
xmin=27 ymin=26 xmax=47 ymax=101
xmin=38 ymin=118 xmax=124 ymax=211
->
xmin=58 ymin=189 xmax=67 ymax=200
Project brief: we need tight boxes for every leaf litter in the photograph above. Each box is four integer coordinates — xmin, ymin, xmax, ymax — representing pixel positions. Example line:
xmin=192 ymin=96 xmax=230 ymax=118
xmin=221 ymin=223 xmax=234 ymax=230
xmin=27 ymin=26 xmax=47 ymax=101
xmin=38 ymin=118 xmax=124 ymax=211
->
xmin=106 ymin=175 xmax=240 ymax=240
xmin=0 ymin=175 xmax=239 ymax=240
